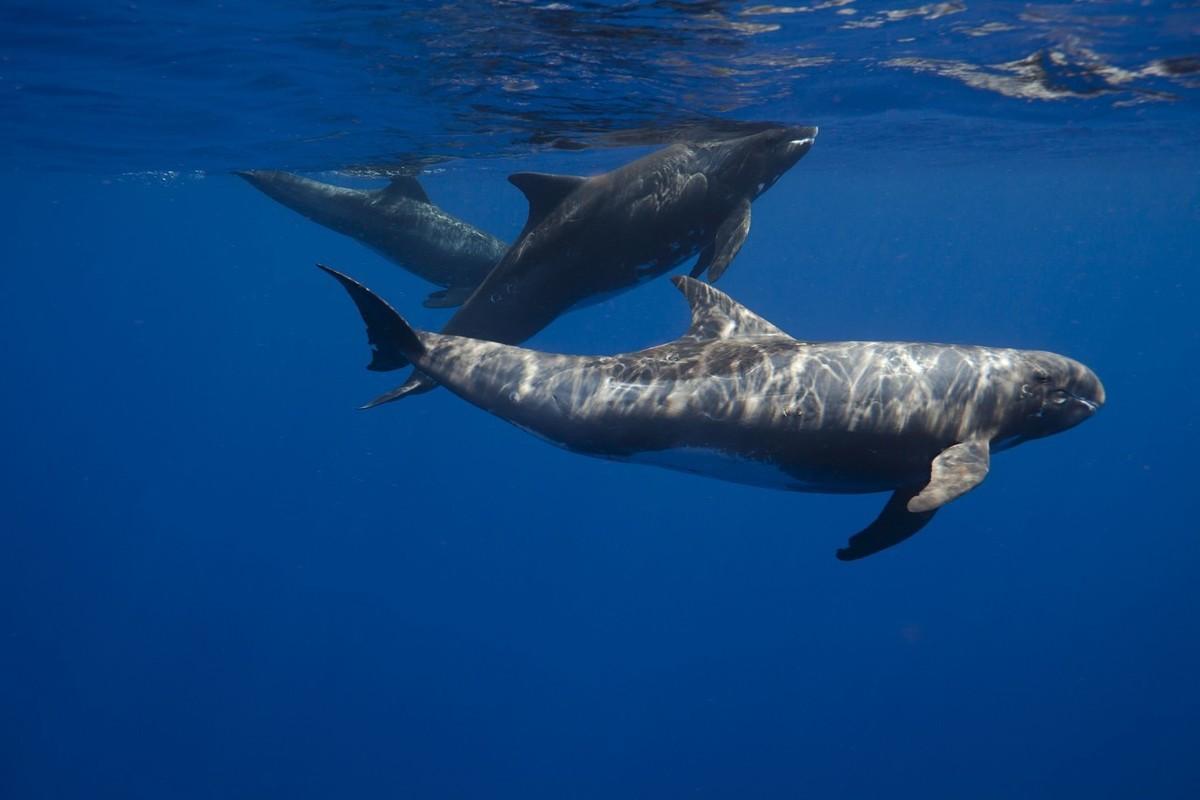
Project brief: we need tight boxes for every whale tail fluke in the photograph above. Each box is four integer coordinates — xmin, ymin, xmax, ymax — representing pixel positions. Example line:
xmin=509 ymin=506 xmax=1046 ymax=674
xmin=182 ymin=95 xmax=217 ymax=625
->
xmin=318 ymin=264 xmax=424 ymax=371
xmin=359 ymin=373 xmax=439 ymax=409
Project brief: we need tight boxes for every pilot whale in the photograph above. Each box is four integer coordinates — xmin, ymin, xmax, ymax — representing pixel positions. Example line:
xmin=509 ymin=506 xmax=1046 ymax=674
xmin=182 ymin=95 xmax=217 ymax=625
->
xmin=320 ymin=267 xmax=1105 ymax=560
xmin=369 ymin=125 xmax=818 ymax=407
xmin=238 ymin=171 xmax=507 ymax=308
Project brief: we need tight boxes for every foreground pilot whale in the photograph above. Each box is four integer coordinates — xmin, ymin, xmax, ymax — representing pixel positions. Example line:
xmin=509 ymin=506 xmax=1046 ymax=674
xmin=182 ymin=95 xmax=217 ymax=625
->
xmin=369 ymin=125 xmax=818 ymax=407
xmin=238 ymin=170 xmax=507 ymax=308
xmin=320 ymin=266 xmax=1104 ymax=560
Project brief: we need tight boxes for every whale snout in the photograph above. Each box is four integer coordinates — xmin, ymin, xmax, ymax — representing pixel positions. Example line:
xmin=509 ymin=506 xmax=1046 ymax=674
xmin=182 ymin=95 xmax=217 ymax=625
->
xmin=1058 ymin=367 xmax=1104 ymax=431
xmin=785 ymin=126 xmax=818 ymax=155
xmin=1076 ymin=369 xmax=1105 ymax=413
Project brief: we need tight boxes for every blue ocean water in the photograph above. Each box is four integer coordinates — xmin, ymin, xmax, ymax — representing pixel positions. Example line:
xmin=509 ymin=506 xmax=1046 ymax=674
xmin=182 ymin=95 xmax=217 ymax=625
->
xmin=2 ymin=2 xmax=1199 ymax=798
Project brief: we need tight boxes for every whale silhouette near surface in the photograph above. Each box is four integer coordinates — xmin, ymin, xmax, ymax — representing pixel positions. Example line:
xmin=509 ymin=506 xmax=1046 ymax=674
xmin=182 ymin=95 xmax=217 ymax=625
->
xmin=238 ymin=170 xmax=508 ymax=309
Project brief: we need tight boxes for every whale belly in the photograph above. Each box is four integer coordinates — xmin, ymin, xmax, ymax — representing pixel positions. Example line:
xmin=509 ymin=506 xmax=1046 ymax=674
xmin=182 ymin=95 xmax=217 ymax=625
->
xmin=620 ymin=446 xmax=895 ymax=494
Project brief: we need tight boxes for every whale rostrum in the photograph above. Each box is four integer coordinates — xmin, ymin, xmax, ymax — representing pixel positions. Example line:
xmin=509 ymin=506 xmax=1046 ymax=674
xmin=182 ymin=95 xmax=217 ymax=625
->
xmin=319 ymin=266 xmax=1104 ymax=561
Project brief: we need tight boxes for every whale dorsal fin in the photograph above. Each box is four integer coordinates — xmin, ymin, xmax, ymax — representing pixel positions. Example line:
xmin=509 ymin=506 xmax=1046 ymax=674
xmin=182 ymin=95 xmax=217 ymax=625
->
xmin=671 ymin=275 xmax=788 ymax=341
xmin=379 ymin=176 xmax=430 ymax=204
xmin=508 ymin=172 xmax=588 ymax=230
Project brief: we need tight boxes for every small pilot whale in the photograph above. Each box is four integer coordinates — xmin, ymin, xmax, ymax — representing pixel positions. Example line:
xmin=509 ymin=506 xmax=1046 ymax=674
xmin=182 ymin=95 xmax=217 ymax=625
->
xmin=238 ymin=170 xmax=507 ymax=308
xmin=370 ymin=125 xmax=818 ymax=406
xmin=320 ymin=266 xmax=1104 ymax=560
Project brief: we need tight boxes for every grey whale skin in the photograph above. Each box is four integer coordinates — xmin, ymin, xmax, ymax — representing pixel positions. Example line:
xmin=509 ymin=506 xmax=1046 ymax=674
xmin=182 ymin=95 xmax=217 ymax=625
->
xmin=238 ymin=171 xmax=507 ymax=309
xmin=371 ymin=125 xmax=818 ymax=407
xmin=320 ymin=266 xmax=1105 ymax=560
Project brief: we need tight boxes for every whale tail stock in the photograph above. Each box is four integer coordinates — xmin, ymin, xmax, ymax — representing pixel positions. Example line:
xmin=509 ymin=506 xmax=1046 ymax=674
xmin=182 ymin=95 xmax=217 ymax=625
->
xmin=317 ymin=263 xmax=424 ymax=372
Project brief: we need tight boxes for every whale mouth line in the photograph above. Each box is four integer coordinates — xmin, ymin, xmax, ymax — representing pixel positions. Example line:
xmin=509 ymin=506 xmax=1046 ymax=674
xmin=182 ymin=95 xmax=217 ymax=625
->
xmin=1067 ymin=389 xmax=1102 ymax=413
xmin=787 ymin=137 xmax=815 ymax=147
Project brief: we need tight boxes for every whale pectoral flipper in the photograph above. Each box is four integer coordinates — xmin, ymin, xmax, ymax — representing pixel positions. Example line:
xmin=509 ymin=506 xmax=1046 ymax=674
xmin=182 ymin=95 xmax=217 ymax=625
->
xmin=423 ymin=286 xmax=475 ymax=309
xmin=836 ymin=488 xmax=937 ymax=561
xmin=694 ymin=198 xmax=751 ymax=283
xmin=907 ymin=439 xmax=990 ymax=513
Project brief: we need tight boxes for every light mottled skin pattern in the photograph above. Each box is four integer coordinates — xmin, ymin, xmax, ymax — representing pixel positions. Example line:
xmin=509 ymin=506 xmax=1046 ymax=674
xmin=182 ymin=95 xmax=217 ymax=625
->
xmin=239 ymin=170 xmax=507 ymax=294
xmin=416 ymin=319 xmax=1096 ymax=491
xmin=378 ymin=125 xmax=818 ymax=403
xmin=321 ymin=269 xmax=1104 ymax=559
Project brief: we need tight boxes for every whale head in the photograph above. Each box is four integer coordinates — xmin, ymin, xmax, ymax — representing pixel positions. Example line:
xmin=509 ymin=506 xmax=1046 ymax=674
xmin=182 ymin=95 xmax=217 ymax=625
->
xmin=703 ymin=124 xmax=818 ymax=200
xmin=995 ymin=351 xmax=1105 ymax=449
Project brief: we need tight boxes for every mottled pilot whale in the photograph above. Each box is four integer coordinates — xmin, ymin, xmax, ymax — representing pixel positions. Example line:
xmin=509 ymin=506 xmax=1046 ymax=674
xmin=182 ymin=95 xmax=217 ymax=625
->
xmin=370 ymin=125 xmax=818 ymax=407
xmin=320 ymin=267 xmax=1105 ymax=560
xmin=238 ymin=171 xmax=507 ymax=308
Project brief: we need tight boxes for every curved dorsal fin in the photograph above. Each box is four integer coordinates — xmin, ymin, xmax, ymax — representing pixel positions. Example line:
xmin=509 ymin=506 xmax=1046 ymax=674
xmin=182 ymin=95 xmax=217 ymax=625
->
xmin=508 ymin=172 xmax=587 ymax=230
xmin=671 ymin=276 xmax=788 ymax=341
xmin=379 ymin=176 xmax=430 ymax=204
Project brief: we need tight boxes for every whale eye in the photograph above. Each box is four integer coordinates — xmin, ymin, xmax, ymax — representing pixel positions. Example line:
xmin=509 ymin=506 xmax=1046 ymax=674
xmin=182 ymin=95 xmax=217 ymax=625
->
xmin=1035 ymin=372 xmax=1051 ymax=384
xmin=1050 ymin=390 xmax=1070 ymax=405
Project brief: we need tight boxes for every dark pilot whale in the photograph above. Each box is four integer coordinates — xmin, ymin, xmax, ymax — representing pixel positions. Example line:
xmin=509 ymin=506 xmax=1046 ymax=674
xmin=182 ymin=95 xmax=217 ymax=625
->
xmin=319 ymin=266 xmax=1105 ymax=560
xmin=238 ymin=170 xmax=507 ymax=308
xmin=369 ymin=125 xmax=818 ymax=407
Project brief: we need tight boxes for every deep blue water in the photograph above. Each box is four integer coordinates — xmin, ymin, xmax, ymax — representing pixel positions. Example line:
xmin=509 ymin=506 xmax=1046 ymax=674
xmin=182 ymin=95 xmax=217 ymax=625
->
xmin=3 ymin=3 xmax=1199 ymax=798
